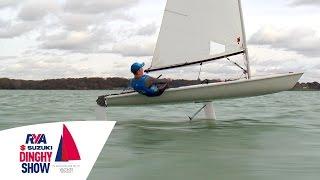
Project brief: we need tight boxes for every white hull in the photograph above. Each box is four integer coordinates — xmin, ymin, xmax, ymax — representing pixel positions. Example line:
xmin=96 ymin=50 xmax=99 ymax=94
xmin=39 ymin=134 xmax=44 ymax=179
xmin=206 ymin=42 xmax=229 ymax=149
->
xmin=106 ymin=72 xmax=303 ymax=107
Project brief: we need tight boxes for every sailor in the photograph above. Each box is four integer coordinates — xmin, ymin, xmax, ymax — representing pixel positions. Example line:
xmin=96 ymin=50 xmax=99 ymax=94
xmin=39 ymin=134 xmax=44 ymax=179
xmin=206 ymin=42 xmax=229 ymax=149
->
xmin=130 ymin=62 xmax=171 ymax=97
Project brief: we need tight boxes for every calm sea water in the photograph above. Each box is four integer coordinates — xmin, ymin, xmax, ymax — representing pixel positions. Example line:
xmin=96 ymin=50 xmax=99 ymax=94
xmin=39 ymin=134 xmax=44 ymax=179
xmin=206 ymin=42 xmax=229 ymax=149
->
xmin=0 ymin=90 xmax=319 ymax=180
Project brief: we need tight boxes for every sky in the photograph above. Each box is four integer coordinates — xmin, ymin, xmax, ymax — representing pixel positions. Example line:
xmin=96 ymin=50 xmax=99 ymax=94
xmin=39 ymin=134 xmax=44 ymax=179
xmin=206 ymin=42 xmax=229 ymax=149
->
xmin=0 ymin=0 xmax=319 ymax=82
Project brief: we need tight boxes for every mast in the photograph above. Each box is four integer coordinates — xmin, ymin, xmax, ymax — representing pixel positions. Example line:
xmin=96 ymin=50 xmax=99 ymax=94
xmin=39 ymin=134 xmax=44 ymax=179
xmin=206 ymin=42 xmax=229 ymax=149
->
xmin=238 ymin=0 xmax=251 ymax=79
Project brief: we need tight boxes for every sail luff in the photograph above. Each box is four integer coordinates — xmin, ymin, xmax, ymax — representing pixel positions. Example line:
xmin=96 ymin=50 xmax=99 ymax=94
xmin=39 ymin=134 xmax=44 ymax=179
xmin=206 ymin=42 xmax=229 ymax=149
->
xmin=238 ymin=0 xmax=251 ymax=79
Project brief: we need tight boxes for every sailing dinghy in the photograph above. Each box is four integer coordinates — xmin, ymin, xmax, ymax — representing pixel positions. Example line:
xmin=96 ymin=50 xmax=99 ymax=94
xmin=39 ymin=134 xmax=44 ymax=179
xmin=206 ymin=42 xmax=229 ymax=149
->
xmin=96 ymin=0 xmax=303 ymax=120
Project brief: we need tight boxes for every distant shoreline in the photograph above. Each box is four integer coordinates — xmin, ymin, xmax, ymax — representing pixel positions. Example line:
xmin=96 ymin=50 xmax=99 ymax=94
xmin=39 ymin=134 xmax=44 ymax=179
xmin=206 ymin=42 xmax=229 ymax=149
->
xmin=0 ymin=77 xmax=319 ymax=91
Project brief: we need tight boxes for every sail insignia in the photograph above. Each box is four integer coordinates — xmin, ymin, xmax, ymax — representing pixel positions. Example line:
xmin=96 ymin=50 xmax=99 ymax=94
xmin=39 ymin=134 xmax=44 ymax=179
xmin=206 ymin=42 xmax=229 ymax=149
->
xmin=210 ymin=41 xmax=226 ymax=56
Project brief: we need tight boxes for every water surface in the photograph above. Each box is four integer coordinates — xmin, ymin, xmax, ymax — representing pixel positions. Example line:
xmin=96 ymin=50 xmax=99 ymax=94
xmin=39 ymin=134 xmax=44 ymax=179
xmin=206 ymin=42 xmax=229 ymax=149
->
xmin=0 ymin=90 xmax=319 ymax=180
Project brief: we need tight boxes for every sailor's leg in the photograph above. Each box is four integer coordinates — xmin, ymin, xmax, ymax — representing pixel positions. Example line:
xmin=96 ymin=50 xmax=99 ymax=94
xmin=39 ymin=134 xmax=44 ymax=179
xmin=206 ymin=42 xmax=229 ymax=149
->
xmin=156 ymin=83 xmax=168 ymax=96
xmin=204 ymin=102 xmax=216 ymax=120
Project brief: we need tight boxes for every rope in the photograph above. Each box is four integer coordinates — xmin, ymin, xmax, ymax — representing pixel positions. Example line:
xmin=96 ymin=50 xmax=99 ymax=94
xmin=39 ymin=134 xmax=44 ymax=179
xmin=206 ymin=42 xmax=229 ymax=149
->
xmin=226 ymin=57 xmax=248 ymax=80
xmin=226 ymin=57 xmax=247 ymax=75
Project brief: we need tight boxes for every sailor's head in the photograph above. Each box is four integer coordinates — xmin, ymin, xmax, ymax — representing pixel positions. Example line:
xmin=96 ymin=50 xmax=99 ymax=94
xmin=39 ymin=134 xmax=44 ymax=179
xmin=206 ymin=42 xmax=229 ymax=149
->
xmin=131 ymin=62 xmax=145 ymax=75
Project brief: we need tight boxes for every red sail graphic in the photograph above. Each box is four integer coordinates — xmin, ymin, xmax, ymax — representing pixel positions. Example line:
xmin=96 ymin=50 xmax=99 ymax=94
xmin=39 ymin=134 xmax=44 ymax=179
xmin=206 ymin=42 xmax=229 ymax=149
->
xmin=61 ymin=124 xmax=81 ymax=161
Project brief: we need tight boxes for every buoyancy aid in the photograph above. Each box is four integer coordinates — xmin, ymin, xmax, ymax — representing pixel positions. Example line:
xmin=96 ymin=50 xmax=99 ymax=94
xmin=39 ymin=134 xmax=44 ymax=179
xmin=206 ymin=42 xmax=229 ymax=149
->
xmin=130 ymin=75 xmax=159 ymax=97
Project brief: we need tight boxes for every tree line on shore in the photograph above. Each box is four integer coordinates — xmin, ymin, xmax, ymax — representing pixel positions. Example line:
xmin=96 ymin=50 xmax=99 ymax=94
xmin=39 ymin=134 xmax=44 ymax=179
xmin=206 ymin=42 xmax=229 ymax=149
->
xmin=0 ymin=77 xmax=319 ymax=90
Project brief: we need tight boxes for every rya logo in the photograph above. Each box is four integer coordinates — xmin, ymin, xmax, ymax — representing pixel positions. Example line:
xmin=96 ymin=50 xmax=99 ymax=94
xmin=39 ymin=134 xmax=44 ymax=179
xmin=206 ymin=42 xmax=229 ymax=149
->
xmin=25 ymin=134 xmax=47 ymax=144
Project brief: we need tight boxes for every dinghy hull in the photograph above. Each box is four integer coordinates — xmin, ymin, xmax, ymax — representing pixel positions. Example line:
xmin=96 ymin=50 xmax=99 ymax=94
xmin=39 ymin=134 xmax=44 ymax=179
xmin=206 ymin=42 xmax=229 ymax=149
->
xmin=106 ymin=72 xmax=303 ymax=107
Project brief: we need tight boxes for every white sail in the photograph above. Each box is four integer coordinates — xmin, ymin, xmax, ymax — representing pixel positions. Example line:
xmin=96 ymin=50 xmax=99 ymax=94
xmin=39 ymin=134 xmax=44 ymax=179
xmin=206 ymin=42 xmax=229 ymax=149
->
xmin=151 ymin=0 xmax=246 ymax=70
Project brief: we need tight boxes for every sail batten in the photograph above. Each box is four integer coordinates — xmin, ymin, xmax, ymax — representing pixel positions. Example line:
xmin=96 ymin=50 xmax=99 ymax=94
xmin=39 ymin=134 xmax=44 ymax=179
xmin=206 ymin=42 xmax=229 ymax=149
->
xmin=151 ymin=0 xmax=245 ymax=70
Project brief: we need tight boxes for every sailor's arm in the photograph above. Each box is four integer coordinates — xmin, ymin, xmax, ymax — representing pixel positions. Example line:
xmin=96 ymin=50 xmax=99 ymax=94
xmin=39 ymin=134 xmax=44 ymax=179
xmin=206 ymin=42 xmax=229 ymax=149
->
xmin=145 ymin=77 xmax=171 ymax=88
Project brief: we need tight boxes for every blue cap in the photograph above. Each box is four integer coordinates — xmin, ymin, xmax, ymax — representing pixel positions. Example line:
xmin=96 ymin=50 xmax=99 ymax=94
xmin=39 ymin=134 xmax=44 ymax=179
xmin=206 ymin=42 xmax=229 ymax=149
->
xmin=131 ymin=62 xmax=145 ymax=73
